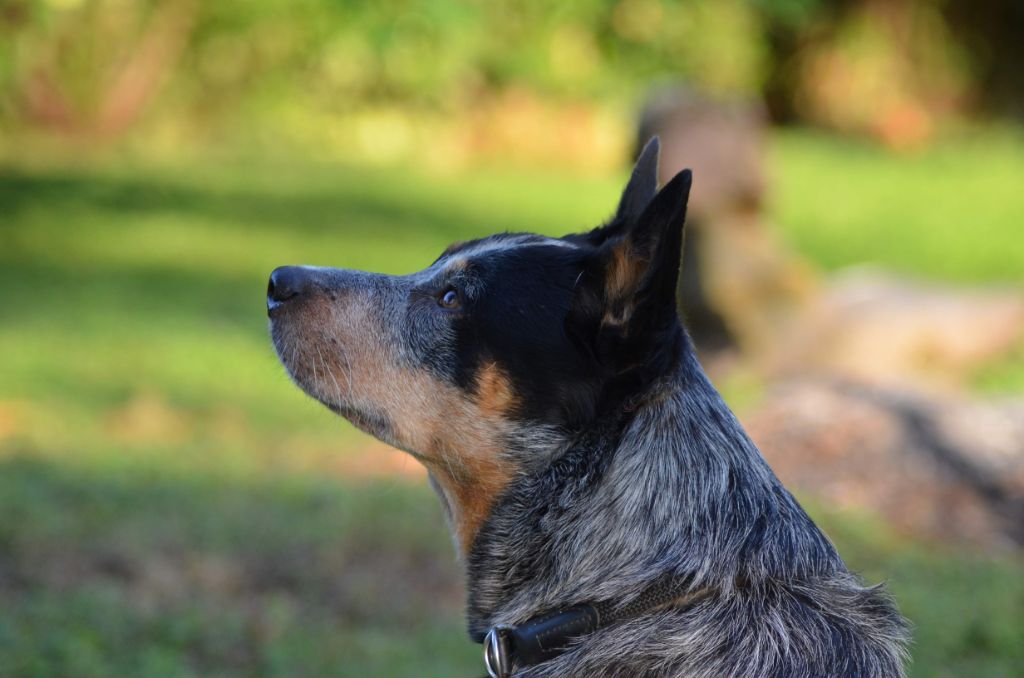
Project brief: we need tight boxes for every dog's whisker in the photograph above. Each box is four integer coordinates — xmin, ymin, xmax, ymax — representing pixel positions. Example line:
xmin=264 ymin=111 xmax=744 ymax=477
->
xmin=319 ymin=343 xmax=345 ymax=407
xmin=335 ymin=342 xmax=355 ymax=399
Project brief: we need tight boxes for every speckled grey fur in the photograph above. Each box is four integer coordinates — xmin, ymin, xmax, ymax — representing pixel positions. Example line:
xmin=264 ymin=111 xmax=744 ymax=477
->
xmin=467 ymin=344 xmax=909 ymax=677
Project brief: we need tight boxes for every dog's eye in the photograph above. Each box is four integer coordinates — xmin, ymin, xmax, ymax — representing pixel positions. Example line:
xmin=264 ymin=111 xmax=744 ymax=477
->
xmin=438 ymin=288 xmax=460 ymax=309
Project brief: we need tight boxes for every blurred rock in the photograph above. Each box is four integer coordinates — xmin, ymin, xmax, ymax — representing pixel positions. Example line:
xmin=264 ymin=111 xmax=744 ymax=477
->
xmin=745 ymin=379 xmax=1024 ymax=550
xmin=638 ymin=87 xmax=766 ymax=219
xmin=771 ymin=269 xmax=1024 ymax=389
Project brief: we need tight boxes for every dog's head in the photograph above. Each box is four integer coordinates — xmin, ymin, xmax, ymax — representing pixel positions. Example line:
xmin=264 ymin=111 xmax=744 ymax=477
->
xmin=268 ymin=139 xmax=691 ymax=551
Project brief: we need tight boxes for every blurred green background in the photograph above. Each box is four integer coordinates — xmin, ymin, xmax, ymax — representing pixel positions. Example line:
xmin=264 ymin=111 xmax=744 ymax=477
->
xmin=1 ymin=1 xmax=1023 ymax=676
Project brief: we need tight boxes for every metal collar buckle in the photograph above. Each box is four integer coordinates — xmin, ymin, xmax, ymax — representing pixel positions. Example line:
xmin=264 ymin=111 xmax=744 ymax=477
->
xmin=483 ymin=625 xmax=514 ymax=678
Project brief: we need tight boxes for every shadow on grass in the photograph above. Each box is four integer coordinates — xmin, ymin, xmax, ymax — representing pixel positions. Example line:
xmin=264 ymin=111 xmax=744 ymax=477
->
xmin=0 ymin=164 xmax=575 ymax=330
xmin=0 ymin=165 xmax=546 ymax=243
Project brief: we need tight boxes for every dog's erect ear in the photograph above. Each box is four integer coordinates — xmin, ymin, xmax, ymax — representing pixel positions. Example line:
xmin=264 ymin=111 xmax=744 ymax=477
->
xmin=565 ymin=164 xmax=692 ymax=374
xmin=569 ymin=168 xmax=692 ymax=374
xmin=565 ymin=141 xmax=690 ymax=374
xmin=601 ymin=168 xmax=692 ymax=327
xmin=568 ymin=137 xmax=661 ymax=248
xmin=615 ymin=136 xmax=661 ymax=225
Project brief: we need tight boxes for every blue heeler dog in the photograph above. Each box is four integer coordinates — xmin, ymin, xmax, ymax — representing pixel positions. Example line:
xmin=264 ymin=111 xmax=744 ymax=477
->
xmin=267 ymin=139 xmax=909 ymax=677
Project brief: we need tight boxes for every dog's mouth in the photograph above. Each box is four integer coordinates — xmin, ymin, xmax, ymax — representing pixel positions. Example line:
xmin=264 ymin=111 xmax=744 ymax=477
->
xmin=270 ymin=316 xmax=399 ymax=443
xmin=269 ymin=318 xmax=336 ymax=400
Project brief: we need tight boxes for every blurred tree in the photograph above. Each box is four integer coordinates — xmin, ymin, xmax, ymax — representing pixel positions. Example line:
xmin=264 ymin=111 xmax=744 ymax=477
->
xmin=0 ymin=0 xmax=767 ymax=141
xmin=0 ymin=0 xmax=196 ymax=135
xmin=0 ymin=0 xmax=1019 ymax=156
xmin=944 ymin=0 xmax=1024 ymax=118
xmin=761 ymin=0 xmax=1023 ymax=140
xmin=779 ymin=0 xmax=975 ymax=147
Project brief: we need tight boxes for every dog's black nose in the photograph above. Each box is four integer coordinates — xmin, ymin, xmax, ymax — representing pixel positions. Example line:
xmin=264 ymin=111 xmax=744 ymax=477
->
xmin=268 ymin=266 xmax=311 ymax=310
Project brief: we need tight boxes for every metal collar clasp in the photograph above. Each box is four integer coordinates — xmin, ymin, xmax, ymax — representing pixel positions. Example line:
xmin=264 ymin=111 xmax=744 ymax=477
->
xmin=483 ymin=625 xmax=514 ymax=678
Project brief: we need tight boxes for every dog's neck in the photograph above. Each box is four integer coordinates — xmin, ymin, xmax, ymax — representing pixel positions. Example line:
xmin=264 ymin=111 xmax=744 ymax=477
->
xmin=464 ymin=347 xmax=842 ymax=638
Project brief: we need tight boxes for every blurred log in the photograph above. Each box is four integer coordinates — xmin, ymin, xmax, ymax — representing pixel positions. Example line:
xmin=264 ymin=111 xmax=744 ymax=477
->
xmin=771 ymin=269 xmax=1024 ymax=389
xmin=745 ymin=379 xmax=1024 ymax=550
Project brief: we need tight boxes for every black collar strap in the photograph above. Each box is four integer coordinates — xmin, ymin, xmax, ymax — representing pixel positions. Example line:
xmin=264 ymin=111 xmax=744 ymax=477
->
xmin=477 ymin=574 xmax=706 ymax=678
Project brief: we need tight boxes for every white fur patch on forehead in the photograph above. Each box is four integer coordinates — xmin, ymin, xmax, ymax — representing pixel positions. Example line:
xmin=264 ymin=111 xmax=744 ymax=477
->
xmin=441 ymin=235 xmax=577 ymax=271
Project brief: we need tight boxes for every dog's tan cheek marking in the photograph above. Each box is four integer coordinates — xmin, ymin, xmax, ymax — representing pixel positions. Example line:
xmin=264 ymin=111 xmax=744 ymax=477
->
xmin=418 ymin=380 xmax=516 ymax=551
xmin=300 ymin=298 xmax=516 ymax=553
xmin=422 ymin=362 xmax=519 ymax=550
xmin=425 ymin=451 xmax=511 ymax=553
xmin=475 ymin=362 xmax=517 ymax=417
xmin=366 ymin=366 xmax=516 ymax=554
xmin=403 ymin=365 xmax=521 ymax=552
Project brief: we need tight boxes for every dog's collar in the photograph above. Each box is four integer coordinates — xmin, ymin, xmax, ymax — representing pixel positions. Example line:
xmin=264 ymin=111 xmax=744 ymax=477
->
xmin=474 ymin=574 xmax=709 ymax=678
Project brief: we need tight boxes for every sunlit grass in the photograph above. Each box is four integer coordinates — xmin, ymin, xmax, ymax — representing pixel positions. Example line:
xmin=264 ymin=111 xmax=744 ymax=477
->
xmin=770 ymin=128 xmax=1024 ymax=283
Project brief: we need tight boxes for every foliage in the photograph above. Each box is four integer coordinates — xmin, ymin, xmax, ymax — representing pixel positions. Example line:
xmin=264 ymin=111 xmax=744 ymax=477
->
xmin=3 ymin=0 xmax=1012 ymax=157
xmin=787 ymin=0 xmax=974 ymax=148
xmin=0 ymin=0 xmax=772 ymax=128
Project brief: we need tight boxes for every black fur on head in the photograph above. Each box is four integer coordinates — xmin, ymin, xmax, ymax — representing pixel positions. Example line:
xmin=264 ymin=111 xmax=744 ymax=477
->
xmin=425 ymin=137 xmax=694 ymax=435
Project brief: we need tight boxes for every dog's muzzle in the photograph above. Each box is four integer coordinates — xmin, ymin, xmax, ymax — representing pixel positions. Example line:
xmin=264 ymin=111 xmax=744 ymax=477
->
xmin=267 ymin=265 xmax=315 ymax=315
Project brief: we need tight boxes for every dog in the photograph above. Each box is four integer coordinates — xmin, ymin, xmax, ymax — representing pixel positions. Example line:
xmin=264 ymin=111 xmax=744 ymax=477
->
xmin=267 ymin=139 xmax=909 ymax=677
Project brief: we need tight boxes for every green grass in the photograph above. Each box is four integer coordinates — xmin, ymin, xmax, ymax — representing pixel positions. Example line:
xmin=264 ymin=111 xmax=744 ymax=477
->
xmin=1 ymin=131 xmax=1023 ymax=676
xmin=0 ymin=458 xmax=477 ymax=677
xmin=770 ymin=128 xmax=1024 ymax=284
